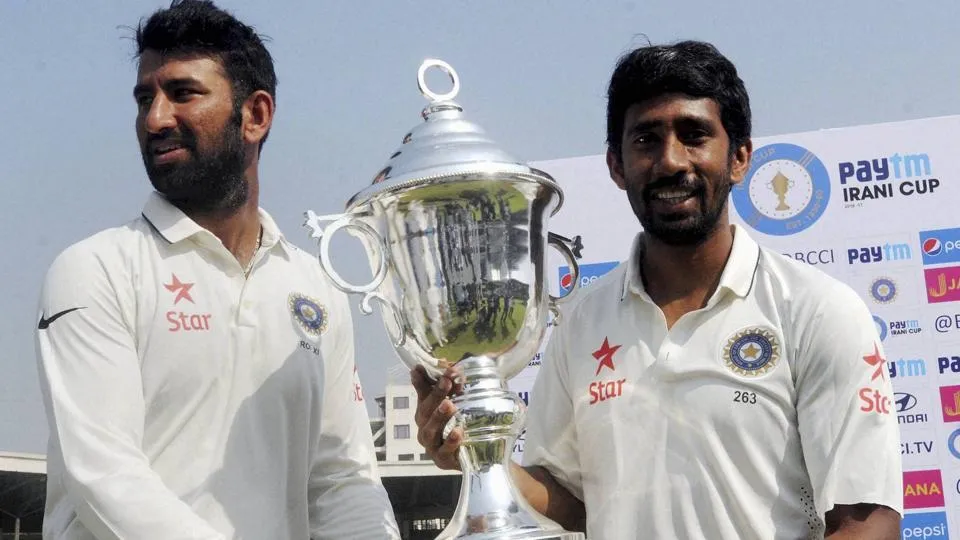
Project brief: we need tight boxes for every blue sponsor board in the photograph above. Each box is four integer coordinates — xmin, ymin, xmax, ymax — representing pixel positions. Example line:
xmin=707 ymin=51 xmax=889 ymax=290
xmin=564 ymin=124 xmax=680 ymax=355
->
xmin=901 ymin=511 xmax=949 ymax=539
xmin=920 ymin=227 xmax=960 ymax=265
xmin=558 ymin=261 xmax=620 ymax=295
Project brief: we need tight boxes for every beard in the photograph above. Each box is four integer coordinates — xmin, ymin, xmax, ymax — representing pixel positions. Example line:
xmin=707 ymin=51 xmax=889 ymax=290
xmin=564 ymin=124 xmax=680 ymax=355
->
xmin=143 ymin=108 xmax=248 ymax=214
xmin=626 ymin=167 xmax=732 ymax=246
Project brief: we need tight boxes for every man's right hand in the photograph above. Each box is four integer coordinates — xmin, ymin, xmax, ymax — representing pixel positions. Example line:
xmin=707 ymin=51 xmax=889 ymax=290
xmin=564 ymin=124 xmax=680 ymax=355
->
xmin=412 ymin=364 xmax=465 ymax=470
xmin=411 ymin=364 xmax=587 ymax=532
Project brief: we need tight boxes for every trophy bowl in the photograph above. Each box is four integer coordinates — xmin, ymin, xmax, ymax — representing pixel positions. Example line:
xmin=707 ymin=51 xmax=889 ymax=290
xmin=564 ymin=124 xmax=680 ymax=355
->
xmin=304 ymin=59 xmax=585 ymax=540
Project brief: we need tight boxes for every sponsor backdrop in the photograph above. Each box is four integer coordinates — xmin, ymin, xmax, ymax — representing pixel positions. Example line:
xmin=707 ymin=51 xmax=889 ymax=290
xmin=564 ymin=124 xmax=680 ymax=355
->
xmin=507 ymin=114 xmax=960 ymax=538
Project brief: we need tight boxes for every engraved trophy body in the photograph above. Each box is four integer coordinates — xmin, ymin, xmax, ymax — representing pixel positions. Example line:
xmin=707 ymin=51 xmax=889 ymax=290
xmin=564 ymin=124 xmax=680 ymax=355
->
xmin=304 ymin=59 xmax=584 ymax=540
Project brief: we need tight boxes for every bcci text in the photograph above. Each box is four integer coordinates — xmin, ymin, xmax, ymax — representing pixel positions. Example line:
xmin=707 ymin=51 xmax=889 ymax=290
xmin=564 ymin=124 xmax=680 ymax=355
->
xmin=840 ymin=152 xmax=939 ymax=207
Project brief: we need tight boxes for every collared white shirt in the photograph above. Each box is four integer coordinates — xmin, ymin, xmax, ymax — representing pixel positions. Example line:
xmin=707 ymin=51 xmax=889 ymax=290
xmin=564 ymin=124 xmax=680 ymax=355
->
xmin=523 ymin=224 xmax=902 ymax=540
xmin=35 ymin=192 xmax=400 ymax=540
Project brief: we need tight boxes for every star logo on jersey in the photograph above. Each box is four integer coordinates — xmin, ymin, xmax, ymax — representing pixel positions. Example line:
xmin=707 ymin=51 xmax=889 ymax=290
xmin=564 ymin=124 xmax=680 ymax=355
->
xmin=723 ymin=326 xmax=780 ymax=377
xmin=592 ymin=337 xmax=621 ymax=376
xmin=862 ymin=343 xmax=886 ymax=382
xmin=163 ymin=274 xmax=194 ymax=305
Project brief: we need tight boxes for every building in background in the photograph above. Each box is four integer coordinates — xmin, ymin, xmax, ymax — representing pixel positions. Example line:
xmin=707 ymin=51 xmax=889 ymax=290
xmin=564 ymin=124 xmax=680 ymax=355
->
xmin=374 ymin=366 xmax=460 ymax=539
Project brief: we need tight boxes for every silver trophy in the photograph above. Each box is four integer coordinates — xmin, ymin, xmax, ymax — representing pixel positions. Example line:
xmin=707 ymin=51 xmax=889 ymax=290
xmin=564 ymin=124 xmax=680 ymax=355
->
xmin=304 ymin=59 xmax=584 ymax=540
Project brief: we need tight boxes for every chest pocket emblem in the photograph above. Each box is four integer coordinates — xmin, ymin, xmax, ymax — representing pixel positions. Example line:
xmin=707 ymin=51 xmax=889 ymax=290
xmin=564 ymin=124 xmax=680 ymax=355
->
xmin=289 ymin=292 xmax=328 ymax=336
xmin=723 ymin=326 xmax=780 ymax=377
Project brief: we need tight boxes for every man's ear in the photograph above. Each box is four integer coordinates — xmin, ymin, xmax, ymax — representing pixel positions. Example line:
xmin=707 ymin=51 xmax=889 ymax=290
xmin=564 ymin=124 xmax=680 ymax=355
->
xmin=241 ymin=90 xmax=275 ymax=147
xmin=729 ymin=138 xmax=753 ymax=186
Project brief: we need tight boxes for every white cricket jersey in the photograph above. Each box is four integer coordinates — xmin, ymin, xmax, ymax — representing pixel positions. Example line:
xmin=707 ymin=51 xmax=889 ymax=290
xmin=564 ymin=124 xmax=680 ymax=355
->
xmin=35 ymin=192 xmax=400 ymax=540
xmin=523 ymin=224 xmax=903 ymax=539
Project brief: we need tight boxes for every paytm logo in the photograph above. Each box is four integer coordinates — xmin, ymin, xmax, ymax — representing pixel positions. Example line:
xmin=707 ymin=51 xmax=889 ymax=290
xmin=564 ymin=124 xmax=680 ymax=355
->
xmin=839 ymin=152 xmax=939 ymax=207
xmin=920 ymin=227 xmax=960 ymax=265
xmin=888 ymin=358 xmax=927 ymax=378
xmin=938 ymin=355 xmax=960 ymax=375
xmin=558 ymin=261 xmax=619 ymax=295
xmin=847 ymin=242 xmax=911 ymax=264
xmin=901 ymin=511 xmax=949 ymax=539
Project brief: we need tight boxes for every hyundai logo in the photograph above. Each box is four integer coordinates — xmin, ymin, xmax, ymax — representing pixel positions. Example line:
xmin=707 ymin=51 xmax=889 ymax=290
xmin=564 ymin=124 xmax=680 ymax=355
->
xmin=895 ymin=392 xmax=918 ymax=413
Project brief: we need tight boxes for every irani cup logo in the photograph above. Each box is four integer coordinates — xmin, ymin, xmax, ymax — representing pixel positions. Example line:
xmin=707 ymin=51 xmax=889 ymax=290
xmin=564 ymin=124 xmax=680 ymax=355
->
xmin=732 ymin=143 xmax=831 ymax=236
xmin=722 ymin=326 xmax=781 ymax=377
xmin=289 ymin=292 xmax=328 ymax=336
xmin=873 ymin=314 xmax=888 ymax=341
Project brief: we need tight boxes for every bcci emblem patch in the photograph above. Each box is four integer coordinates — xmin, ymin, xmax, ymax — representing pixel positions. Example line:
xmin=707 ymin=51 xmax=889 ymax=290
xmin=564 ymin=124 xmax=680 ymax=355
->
xmin=289 ymin=292 xmax=328 ymax=336
xmin=723 ymin=326 xmax=780 ymax=377
xmin=870 ymin=277 xmax=897 ymax=304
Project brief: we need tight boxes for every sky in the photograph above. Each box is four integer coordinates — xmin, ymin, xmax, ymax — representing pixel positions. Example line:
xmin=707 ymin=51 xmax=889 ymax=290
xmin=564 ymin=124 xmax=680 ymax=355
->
xmin=1 ymin=0 xmax=959 ymax=454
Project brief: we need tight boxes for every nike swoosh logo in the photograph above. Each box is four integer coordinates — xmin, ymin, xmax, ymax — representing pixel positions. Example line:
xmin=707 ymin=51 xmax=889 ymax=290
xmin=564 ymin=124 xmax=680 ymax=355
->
xmin=38 ymin=307 xmax=86 ymax=330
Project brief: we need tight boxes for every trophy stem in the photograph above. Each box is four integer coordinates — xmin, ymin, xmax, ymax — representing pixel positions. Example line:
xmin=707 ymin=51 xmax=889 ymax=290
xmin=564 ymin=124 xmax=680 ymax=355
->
xmin=435 ymin=357 xmax=585 ymax=540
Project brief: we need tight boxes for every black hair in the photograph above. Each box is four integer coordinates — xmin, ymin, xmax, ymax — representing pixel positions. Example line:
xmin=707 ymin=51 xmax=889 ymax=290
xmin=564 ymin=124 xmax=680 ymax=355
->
xmin=606 ymin=40 xmax=751 ymax=158
xmin=135 ymin=0 xmax=277 ymax=147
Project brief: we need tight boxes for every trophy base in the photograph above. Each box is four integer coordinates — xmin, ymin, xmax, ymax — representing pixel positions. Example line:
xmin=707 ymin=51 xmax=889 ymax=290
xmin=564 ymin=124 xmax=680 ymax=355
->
xmin=433 ymin=363 xmax=586 ymax=540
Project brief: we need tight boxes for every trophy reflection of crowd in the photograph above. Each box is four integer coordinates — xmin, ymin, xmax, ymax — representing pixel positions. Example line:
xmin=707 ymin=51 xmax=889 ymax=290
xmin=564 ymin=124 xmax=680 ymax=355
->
xmin=430 ymin=187 xmax=530 ymax=349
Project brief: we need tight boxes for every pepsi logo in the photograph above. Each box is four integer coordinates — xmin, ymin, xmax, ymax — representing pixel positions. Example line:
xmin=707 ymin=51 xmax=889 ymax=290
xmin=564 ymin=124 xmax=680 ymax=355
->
xmin=923 ymin=237 xmax=943 ymax=256
xmin=557 ymin=261 xmax=620 ymax=295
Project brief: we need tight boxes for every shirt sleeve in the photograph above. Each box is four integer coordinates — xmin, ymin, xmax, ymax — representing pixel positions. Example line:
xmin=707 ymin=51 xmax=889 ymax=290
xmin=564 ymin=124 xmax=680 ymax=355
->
xmin=308 ymin=291 xmax=400 ymax=540
xmin=520 ymin=322 xmax=584 ymax=502
xmin=35 ymin=245 xmax=226 ymax=540
xmin=793 ymin=279 xmax=903 ymax=519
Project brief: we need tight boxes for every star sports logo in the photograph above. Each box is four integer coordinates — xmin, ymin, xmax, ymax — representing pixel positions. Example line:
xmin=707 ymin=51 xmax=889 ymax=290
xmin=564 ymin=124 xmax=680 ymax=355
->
xmin=588 ymin=337 xmax=626 ymax=405
xmin=859 ymin=342 xmax=890 ymax=415
xmin=163 ymin=273 xmax=211 ymax=332
xmin=863 ymin=343 xmax=886 ymax=381
xmin=593 ymin=337 xmax=620 ymax=376
xmin=164 ymin=274 xmax=195 ymax=304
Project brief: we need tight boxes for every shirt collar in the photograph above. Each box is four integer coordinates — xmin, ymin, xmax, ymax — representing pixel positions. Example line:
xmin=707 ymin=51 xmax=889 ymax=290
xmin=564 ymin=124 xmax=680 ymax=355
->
xmin=141 ymin=191 xmax=286 ymax=251
xmin=621 ymin=223 xmax=761 ymax=302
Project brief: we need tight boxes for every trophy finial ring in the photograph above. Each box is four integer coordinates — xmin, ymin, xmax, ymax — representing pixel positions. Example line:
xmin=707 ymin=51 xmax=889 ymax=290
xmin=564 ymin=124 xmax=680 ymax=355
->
xmin=417 ymin=58 xmax=460 ymax=102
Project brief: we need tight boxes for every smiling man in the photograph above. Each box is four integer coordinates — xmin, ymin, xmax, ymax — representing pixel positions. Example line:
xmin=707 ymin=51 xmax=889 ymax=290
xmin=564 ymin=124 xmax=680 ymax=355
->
xmin=34 ymin=1 xmax=399 ymax=538
xmin=414 ymin=40 xmax=903 ymax=539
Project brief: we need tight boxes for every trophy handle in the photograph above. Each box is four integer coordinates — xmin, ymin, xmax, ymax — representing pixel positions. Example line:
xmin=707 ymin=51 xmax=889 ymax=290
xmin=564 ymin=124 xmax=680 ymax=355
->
xmin=303 ymin=210 xmax=407 ymax=347
xmin=547 ymin=232 xmax=582 ymax=323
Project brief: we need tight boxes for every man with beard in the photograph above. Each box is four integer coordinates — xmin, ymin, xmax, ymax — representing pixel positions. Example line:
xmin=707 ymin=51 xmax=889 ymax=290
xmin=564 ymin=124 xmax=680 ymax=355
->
xmin=34 ymin=1 xmax=399 ymax=538
xmin=413 ymin=41 xmax=902 ymax=538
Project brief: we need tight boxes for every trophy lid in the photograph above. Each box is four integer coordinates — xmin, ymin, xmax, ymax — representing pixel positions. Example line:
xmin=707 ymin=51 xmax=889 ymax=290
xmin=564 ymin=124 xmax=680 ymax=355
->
xmin=345 ymin=58 xmax=562 ymax=211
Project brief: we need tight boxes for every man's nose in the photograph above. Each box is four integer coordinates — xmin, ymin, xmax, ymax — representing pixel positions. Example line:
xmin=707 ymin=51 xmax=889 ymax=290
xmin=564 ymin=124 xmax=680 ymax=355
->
xmin=143 ymin=94 xmax=176 ymax=134
xmin=654 ymin=136 xmax=692 ymax=177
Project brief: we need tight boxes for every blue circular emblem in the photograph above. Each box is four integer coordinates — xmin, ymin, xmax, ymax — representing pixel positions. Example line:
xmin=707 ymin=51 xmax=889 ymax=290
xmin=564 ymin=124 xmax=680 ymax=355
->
xmin=873 ymin=315 xmax=888 ymax=341
xmin=732 ymin=143 xmax=831 ymax=236
xmin=949 ymin=428 xmax=960 ymax=460
xmin=724 ymin=327 xmax=780 ymax=376
xmin=288 ymin=293 xmax=327 ymax=336
xmin=870 ymin=277 xmax=897 ymax=304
